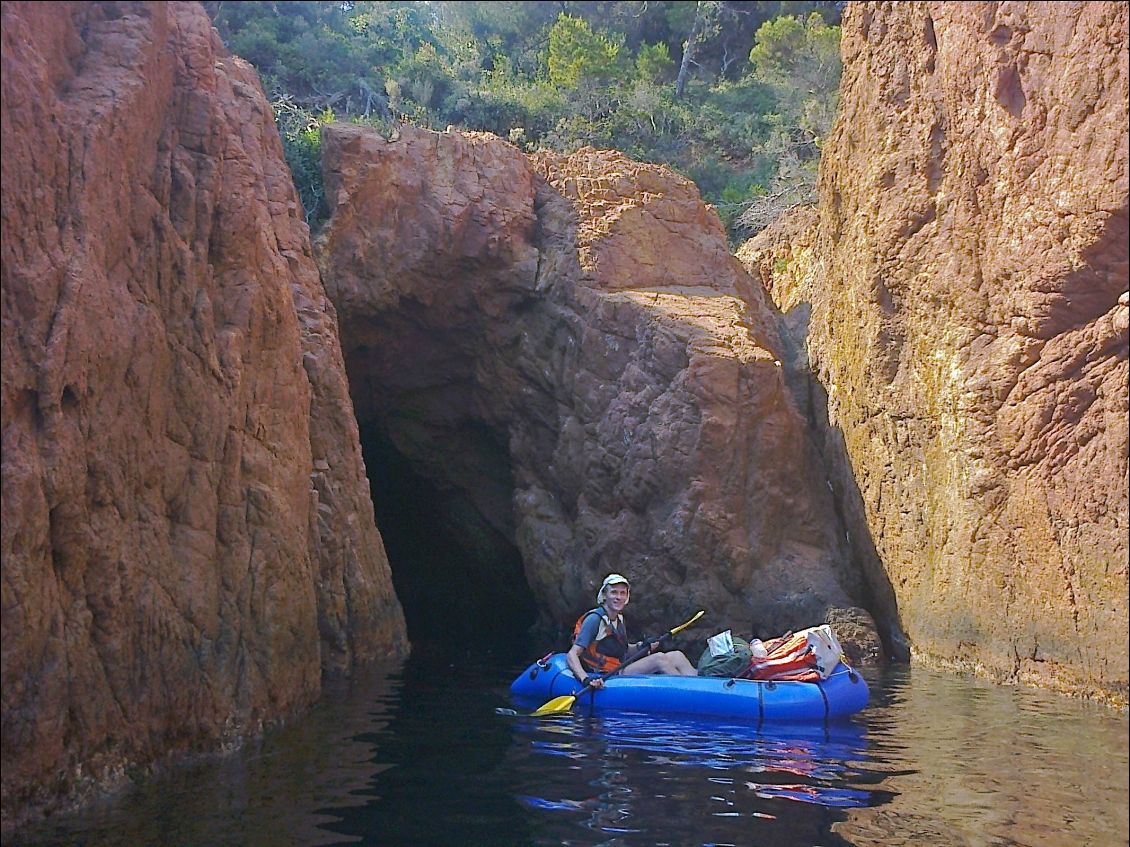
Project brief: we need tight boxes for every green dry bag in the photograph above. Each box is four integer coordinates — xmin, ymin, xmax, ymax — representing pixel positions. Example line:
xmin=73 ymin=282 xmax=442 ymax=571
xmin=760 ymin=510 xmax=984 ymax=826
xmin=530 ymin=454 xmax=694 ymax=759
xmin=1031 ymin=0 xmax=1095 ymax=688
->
xmin=696 ymin=636 xmax=752 ymax=677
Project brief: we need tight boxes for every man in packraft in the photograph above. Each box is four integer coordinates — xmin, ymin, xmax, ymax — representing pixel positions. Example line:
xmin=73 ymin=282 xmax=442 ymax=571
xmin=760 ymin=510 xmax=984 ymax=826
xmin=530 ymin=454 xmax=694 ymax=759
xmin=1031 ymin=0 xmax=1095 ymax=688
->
xmin=566 ymin=573 xmax=697 ymax=688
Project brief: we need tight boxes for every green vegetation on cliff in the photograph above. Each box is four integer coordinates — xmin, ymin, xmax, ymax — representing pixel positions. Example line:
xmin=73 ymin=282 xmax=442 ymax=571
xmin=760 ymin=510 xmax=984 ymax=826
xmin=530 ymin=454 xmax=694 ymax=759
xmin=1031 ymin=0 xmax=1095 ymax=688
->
xmin=202 ymin=1 xmax=842 ymax=241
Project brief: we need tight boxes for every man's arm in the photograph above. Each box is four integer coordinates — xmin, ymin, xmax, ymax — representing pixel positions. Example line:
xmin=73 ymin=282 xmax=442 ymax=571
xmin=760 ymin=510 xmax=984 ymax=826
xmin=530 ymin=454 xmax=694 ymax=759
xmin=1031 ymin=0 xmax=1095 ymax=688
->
xmin=566 ymin=644 xmax=593 ymax=683
xmin=567 ymin=616 xmax=605 ymax=688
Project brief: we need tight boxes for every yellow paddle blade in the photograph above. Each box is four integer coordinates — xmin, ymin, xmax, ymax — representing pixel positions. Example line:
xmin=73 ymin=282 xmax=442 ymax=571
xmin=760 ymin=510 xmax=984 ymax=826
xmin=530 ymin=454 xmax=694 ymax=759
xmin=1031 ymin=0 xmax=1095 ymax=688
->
xmin=531 ymin=694 xmax=577 ymax=717
xmin=670 ymin=610 xmax=705 ymax=636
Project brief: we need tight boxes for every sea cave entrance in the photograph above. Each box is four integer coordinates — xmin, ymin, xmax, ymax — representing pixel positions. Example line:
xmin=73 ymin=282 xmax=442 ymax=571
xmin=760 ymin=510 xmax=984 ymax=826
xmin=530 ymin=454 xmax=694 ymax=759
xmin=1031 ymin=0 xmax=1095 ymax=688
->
xmin=358 ymin=425 xmax=537 ymax=646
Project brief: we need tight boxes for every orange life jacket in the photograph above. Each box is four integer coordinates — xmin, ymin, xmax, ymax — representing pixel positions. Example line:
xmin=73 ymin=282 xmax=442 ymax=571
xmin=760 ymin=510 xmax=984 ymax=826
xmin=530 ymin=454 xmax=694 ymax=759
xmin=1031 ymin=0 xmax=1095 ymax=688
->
xmin=739 ymin=631 xmax=823 ymax=682
xmin=572 ymin=609 xmax=629 ymax=674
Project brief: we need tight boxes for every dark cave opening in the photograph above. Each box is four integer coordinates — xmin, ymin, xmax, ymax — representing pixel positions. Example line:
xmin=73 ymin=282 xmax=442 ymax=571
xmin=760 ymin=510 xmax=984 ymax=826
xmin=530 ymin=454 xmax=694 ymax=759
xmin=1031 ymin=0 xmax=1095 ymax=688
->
xmin=358 ymin=425 xmax=537 ymax=646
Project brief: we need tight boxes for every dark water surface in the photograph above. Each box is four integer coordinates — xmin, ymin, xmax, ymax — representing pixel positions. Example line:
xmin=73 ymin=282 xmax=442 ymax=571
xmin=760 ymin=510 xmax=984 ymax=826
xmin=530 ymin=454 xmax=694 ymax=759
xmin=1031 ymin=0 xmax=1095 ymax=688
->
xmin=12 ymin=643 xmax=1128 ymax=847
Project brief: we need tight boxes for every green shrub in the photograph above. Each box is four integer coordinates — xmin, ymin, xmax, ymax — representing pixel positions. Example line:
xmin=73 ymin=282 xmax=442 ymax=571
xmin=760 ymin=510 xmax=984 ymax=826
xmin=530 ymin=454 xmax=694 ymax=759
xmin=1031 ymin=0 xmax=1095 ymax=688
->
xmin=274 ymin=104 xmax=333 ymax=229
xmin=547 ymin=14 xmax=624 ymax=89
xmin=635 ymin=42 xmax=674 ymax=83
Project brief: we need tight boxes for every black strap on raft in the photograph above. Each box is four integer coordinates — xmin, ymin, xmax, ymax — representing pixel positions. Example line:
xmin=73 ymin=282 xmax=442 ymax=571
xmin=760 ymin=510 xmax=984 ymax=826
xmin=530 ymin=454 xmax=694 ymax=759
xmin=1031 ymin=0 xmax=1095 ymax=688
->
xmin=541 ymin=666 xmax=565 ymax=693
xmin=573 ymin=677 xmax=597 ymax=712
xmin=817 ymin=680 xmax=831 ymax=722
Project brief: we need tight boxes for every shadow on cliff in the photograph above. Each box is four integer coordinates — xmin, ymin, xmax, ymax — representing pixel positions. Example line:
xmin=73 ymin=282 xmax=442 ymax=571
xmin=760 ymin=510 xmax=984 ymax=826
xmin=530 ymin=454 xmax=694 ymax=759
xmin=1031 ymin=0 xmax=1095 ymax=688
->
xmin=777 ymin=302 xmax=910 ymax=663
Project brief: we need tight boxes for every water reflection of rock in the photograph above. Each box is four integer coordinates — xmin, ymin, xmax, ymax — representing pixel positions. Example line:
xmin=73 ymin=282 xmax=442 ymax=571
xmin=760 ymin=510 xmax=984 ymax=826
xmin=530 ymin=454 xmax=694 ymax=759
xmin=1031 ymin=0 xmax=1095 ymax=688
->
xmin=8 ymin=661 xmax=406 ymax=847
xmin=319 ymin=645 xmax=540 ymax=846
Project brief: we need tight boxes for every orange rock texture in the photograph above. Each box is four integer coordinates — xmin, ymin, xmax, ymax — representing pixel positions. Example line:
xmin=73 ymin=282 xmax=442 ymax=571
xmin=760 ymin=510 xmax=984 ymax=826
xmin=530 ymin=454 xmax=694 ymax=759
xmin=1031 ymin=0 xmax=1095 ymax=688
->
xmin=318 ymin=124 xmax=884 ymax=656
xmin=741 ymin=1 xmax=1128 ymax=703
xmin=1 ymin=1 xmax=406 ymax=828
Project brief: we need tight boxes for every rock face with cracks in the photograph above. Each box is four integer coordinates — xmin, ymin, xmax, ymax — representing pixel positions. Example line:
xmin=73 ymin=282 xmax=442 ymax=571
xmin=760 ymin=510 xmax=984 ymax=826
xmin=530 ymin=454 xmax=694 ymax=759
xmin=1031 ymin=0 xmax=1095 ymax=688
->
xmin=740 ymin=1 xmax=1128 ymax=704
xmin=318 ymin=124 xmax=884 ymax=659
xmin=0 ymin=1 xmax=406 ymax=829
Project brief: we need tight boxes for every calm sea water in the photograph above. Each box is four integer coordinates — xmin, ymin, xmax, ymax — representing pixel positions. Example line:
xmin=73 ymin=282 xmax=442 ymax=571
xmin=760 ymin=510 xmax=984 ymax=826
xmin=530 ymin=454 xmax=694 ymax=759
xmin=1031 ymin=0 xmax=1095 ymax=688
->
xmin=10 ymin=642 xmax=1128 ymax=847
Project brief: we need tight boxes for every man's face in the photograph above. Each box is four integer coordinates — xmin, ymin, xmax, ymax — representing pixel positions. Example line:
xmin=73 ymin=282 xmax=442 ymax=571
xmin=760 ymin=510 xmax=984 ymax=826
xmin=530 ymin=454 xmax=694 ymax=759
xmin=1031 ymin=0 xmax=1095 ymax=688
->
xmin=605 ymin=584 xmax=629 ymax=610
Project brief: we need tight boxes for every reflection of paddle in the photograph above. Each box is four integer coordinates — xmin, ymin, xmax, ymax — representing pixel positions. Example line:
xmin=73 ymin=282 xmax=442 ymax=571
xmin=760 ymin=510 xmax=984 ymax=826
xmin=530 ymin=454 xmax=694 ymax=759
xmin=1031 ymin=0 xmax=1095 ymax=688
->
xmin=531 ymin=610 xmax=706 ymax=717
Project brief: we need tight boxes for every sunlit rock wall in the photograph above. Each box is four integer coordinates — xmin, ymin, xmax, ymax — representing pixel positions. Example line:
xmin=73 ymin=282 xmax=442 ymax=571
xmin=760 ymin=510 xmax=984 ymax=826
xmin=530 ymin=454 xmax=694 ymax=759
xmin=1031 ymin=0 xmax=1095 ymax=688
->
xmin=1 ymin=1 xmax=406 ymax=828
xmin=742 ymin=1 xmax=1128 ymax=703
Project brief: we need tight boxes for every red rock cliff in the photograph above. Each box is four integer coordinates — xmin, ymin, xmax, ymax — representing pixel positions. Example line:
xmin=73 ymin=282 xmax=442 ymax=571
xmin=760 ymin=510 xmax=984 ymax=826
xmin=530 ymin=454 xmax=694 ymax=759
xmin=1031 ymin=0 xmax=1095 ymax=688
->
xmin=0 ymin=1 xmax=407 ymax=827
xmin=741 ymin=1 xmax=1128 ymax=703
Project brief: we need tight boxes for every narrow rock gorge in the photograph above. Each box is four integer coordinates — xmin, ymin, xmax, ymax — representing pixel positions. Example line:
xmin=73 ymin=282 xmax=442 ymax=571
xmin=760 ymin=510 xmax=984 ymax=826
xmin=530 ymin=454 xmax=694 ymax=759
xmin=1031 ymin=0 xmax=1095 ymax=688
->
xmin=740 ymin=1 xmax=1128 ymax=703
xmin=2 ymin=0 xmax=1126 ymax=835
xmin=1 ymin=1 xmax=406 ymax=830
